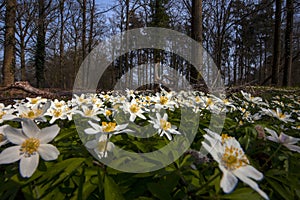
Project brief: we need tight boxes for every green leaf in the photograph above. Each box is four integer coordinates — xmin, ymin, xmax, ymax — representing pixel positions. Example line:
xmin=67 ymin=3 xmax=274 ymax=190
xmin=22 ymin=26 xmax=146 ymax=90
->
xmin=265 ymin=177 xmax=292 ymax=200
xmin=104 ymin=175 xmax=125 ymax=200
xmin=222 ymin=188 xmax=263 ymax=200
xmin=147 ymin=173 xmax=180 ymax=200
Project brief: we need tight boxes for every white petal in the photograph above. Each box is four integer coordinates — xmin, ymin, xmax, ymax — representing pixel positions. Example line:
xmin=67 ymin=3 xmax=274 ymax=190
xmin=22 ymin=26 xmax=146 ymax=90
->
xmin=234 ymin=165 xmax=263 ymax=181
xmin=156 ymin=112 xmax=161 ymax=120
xmin=204 ymin=128 xmax=222 ymax=141
xmin=201 ymin=142 xmax=220 ymax=162
xmin=285 ymin=144 xmax=300 ymax=153
xmin=49 ymin=117 xmax=57 ymax=124
xmin=18 ymin=105 xmax=29 ymax=113
xmin=203 ymin=133 xmax=216 ymax=144
xmin=115 ymin=123 xmax=128 ymax=131
xmin=98 ymin=134 xmax=110 ymax=141
xmin=0 ymin=140 xmax=8 ymax=147
xmin=0 ymin=146 xmax=22 ymax=164
xmin=22 ymin=119 xmax=40 ymax=138
xmin=38 ymin=144 xmax=60 ymax=161
xmin=20 ymin=154 xmax=39 ymax=178
xmin=0 ymin=124 xmax=9 ymax=132
xmin=129 ymin=114 xmax=136 ymax=122
xmin=220 ymin=170 xmax=238 ymax=193
xmin=162 ymin=131 xmax=172 ymax=140
xmin=168 ymin=129 xmax=181 ymax=135
xmin=1 ymin=114 xmax=17 ymax=121
xmin=106 ymin=142 xmax=115 ymax=151
xmin=88 ymin=121 xmax=101 ymax=131
xmin=279 ymin=133 xmax=300 ymax=145
xmin=234 ymin=168 xmax=269 ymax=200
xmin=5 ymin=126 xmax=26 ymax=144
xmin=85 ymin=140 xmax=97 ymax=149
xmin=266 ymin=136 xmax=279 ymax=143
xmin=85 ymin=128 xmax=100 ymax=134
xmin=265 ymin=128 xmax=279 ymax=140
xmin=114 ymin=129 xmax=134 ymax=134
xmin=137 ymin=113 xmax=146 ymax=120
xmin=162 ymin=113 xmax=168 ymax=120
xmin=39 ymin=124 xmax=60 ymax=143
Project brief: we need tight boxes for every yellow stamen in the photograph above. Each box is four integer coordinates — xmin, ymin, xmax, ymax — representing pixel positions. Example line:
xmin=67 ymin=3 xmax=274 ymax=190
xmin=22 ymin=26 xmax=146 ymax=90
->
xmin=84 ymin=109 xmax=93 ymax=117
xmin=20 ymin=109 xmax=43 ymax=119
xmin=278 ymin=113 xmax=286 ymax=119
xmin=79 ymin=97 xmax=86 ymax=103
xmin=0 ymin=111 xmax=6 ymax=119
xmin=160 ymin=119 xmax=171 ymax=131
xmin=91 ymin=97 xmax=98 ymax=104
xmin=102 ymin=122 xmax=116 ymax=132
xmin=105 ymin=110 xmax=112 ymax=116
xmin=20 ymin=138 xmax=40 ymax=156
xmin=130 ymin=104 xmax=140 ymax=113
xmin=206 ymin=98 xmax=213 ymax=106
xmin=55 ymin=102 xmax=63 ymax=107
xmin=0 ymin=133 xmax=5 ymax=142
xmin=53 ymin=109 xmax=63 ymax=118
xmin=221 ymin=134 xmax=231 ymax=143
xmin=160 ymin=96 xmax=168 ymax=105
xmin=31 ymin=98 xmax=39 ymax=104
xmin=195 ymin=96 xmax=202 ymax=103
xmin=222 ymin=146 xmax=249 ymax=170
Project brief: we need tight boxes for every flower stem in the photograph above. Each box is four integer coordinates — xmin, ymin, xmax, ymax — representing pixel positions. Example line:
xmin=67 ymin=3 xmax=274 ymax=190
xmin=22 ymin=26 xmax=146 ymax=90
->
xmin=103 ymin=134 xmax=110 ymax=157
xmin=261 ymin=144 xmax=281 ymax=170
xmin=196 ymin=171 xmax=221 ymax=195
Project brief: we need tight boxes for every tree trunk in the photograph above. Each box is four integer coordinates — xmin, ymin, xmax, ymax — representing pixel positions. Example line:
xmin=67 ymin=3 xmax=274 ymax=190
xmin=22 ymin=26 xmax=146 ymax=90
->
xmin=82 ymin=0 xmax=86 ymax=59
xmin=59 ymin=0 xmax=65 ymax=89
xmin=125 ymin=0 xmax=130 ymax=88
xmin=282 ymin=0 xmax=293 ymax=87
xmin=190 ymin=0 xmax=202 ymax=85
xmin=88 ymin=0 xmax=95 ymax=53
xmin=80 ymin=0 xmax=87 ymax=87
xmin=2 ymin=0 xmax=16 ymax=86
xmin=271 ymin=0 xmax=282 ymax=86
xmin=35 ymin=0 xmax=47 ymax=88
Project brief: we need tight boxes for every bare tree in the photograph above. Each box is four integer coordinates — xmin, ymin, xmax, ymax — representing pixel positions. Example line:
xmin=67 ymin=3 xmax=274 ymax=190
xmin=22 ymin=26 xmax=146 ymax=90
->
xmin=271 ymin=0 xmax=282 ymax=86
xmin=282 ymin=0 xmax=294 ymax=86
xmin=2 ymin=0 xmax=16 ymax=86
xmin=35 ymin=0 xmax=52 ymax=88
xmin=16 ymin=0 xmax=37 ymax=81
xmin=190 ymin=0 xmax=202 ymax=85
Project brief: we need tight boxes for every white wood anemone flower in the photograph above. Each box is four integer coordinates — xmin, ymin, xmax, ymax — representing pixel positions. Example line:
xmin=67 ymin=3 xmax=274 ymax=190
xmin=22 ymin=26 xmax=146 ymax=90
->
xmin=202 ymin=129 xmax=269 ymax=200
xmin=152 ymin=92 xmax=178 ymax=111
xmin=121 ymin=98 xmax=147 ymax=122
xmin=241 ymin=91 xmax=267 ymax=106
xmin=3 ymin=101 xmax=51 ymax=122
xmin=85 ymin=134 xmax=115 ymax=159
xmin=84 ymin=120 xmax=133 ymax=135
xmin=260 ymin=107 xmax=294 ymax=123
xmin=0 ymin=125 xmax=9 ymax=147
xmin=73 ymin=105 xmax=102 ymax=121
xmin=0 ymin=104 xmax=15 ymax=123
xmin=149 ymin=113 xmax=181 ymax=140
xmin=265 ymin=128 xmax=300 ymax=153
xmin=0 ymin=119 xmax=60 ymax=178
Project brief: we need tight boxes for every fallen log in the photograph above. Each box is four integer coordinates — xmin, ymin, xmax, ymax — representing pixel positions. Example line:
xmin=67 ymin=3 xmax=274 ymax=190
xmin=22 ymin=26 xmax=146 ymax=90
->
xmin=0 ymin=81 xmax=58 ymax=99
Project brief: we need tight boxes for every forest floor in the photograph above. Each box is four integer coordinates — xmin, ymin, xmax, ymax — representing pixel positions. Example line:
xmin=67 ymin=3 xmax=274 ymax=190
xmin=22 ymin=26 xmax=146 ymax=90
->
xmin=0 ymin=82 xmax=300 ymax=105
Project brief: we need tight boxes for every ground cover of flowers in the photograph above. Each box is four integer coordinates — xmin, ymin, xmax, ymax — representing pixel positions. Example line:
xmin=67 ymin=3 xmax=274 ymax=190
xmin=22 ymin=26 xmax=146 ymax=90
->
xmin=0 ymin=88 xmax=299 ymax=200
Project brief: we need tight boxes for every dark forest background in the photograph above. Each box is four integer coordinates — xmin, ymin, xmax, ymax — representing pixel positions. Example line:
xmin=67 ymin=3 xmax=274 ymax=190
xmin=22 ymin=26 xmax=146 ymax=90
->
xmin=0 ymin=0 xmax=299 ymax=90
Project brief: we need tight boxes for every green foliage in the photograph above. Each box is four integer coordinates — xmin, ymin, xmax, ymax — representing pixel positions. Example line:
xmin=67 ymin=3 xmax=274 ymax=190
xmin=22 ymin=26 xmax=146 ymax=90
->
xmin=0 ymin=91 xmax=300 ymax=200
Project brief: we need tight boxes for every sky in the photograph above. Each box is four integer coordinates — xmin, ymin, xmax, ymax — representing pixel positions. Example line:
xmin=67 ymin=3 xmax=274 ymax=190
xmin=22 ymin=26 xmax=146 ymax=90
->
xmin=95 ymin=0 xmax=115 ymax=10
